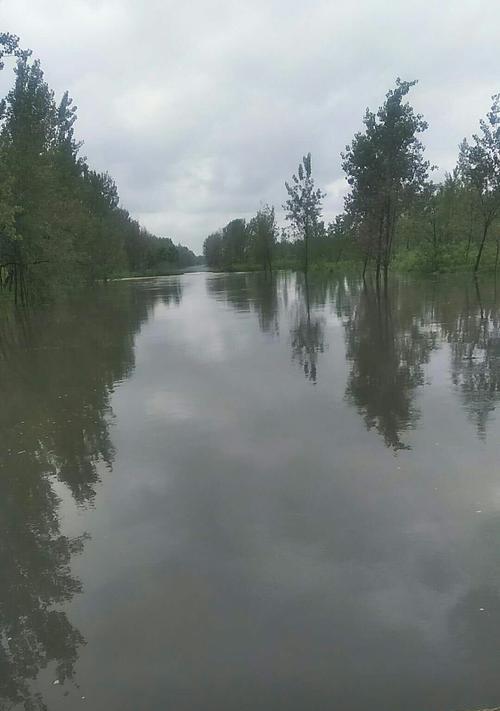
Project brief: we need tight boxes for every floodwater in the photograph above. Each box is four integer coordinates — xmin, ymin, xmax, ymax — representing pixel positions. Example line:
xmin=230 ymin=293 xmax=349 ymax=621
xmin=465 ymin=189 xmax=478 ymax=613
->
xmin=2 ymin=270 xmax=500 ymax=711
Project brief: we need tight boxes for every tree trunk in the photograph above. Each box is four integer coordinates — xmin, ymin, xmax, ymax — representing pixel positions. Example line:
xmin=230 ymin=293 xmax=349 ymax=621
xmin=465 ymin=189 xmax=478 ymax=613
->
xmin=376 ymin=211 xmax=384 ymax=284
xmin=432 ymin=217 xmax=438 ymax=272
xmin=465 ymin=201 xmax=474 ymax=263
xmin=362 ymin=254 xmax=369 ymax=280
xmin=304 ymin=271 xmax=310 ymax=321
xmin=474 ymin=276 xmax=485 ymax=320
xmin=381 ymin=195 xmax=393 ymax=284
xmin=474 ymin=220 xmax=490 ymax=273
xmin=335 ymin=242 xmax=344 ymax=263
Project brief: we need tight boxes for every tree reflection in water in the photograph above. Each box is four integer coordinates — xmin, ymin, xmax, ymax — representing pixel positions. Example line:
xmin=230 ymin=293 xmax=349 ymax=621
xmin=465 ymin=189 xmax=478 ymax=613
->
xmin=0 ymin=279 xmax=182 ymax=709
xmin=344 ymin=281 xmax=436 ymax=450
xmin=206 ymin=271 xmax=280 ymax=335
xmin=290 ymin=273 xmax=325 ymax=384
xmin=447 ymin=279 xmax=500 ymax=439
xmin=206 ymin=271 xmax=500 ymax=448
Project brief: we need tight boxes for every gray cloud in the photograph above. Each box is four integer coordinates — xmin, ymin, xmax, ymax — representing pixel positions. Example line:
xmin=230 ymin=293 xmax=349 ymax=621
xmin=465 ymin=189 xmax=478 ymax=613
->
xmin=1 ymin=0 xmax=499 ymax=251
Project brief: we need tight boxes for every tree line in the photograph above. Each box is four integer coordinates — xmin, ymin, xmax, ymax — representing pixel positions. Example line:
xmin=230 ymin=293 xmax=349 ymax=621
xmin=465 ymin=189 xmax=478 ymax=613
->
xmin=204 ymin=79 xmax=500 ymax=278
xmin=0 ymin=33 xmax=199 ymax=303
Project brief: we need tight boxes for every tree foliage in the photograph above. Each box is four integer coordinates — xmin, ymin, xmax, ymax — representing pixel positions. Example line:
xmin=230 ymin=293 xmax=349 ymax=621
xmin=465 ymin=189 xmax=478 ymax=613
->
xmin=284 ymin=153 xmax=325 ymax=272
xmin=6 ymin=39 xmax=499 ymax=287
xmin=458 ymin=94 xmax=500 ymax=272
xmin=0 ymin=45 xmax=198 ymax=302
xmin=248 ymin=204 xmax=277 ymax=273
xmin=342 ymin=79 xmax=429 ymax=280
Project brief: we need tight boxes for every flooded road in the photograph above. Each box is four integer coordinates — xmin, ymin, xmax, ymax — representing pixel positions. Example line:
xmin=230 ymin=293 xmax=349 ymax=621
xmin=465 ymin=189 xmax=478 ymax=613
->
xmin=2 ymin=271 xmax=500 ymax=711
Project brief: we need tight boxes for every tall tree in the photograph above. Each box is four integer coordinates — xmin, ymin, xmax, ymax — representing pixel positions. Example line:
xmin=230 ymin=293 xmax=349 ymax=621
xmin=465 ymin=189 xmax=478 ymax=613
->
xmin=343 ymin=79 xmax=429 ymax=281
xmin=0 ymin=42 xmax=193 ymax=301
xmin=284 ymin=153 xmax=325 ymax=273
xmin=458 ymin=94 xmax=500 ymax=273
xmin=0 ymin=56 xmax=60 ymax=299
xmin=222 ymin=218 xmax=248 ymax=265
xmin=203 ymin=231 xmax=224 ymax=268
xmin=248 ymin=204 xmax=276 ymax=273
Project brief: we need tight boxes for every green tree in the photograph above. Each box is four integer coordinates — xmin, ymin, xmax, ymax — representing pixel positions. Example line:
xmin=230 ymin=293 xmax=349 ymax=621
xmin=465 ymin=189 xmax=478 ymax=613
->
xmin=343 ymin=79 xmax=429 ymax=281
xmin=0 ymin=56 xmax=60 ymax=299
xmin=176 ymin=243 xmax=199 ymax=268
xmin=248 ymin=204 xmax=276 ymax=273
xmin=284 ymin=153 xmax=325 ymax=273
xmin=0 ymin=42 xmax=194 ymax=301
xmin=222 ymin=218 xmax=248 ymax=265
xmin=203 ymin=231 xmax=224 ymax=268
xmin=0 ymin=31 xmax=29 ymax=70
xmin=459 ymin=94 xmax=500 ymax=273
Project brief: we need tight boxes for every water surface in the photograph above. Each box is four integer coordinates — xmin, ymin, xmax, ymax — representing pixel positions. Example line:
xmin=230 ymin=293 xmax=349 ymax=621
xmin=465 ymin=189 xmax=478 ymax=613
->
xmin=2 ymin=271 xmax=500 ymax=711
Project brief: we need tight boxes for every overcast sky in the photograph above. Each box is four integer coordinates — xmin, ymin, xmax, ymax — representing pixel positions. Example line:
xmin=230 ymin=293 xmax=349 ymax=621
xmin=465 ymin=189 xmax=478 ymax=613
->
xmin=1 ymin=0 xmax=499 ymax=252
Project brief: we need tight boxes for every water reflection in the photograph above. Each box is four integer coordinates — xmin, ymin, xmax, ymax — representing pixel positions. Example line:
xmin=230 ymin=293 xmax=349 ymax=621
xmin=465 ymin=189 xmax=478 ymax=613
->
xmin=344 ymin=282 xmax=437 ymax=450
xmin=206 ymin=270 xmax=500 ymax=450
xmin=3 ymin=272 xmax=500 ymax=710
xmin=206 ymin=272 xmax=280 ymax=335
xmin=446 ymin=280 xmax=500 ymax=439
xmin=447 ymin=511 xmax=500 ymax=692
xmin=0 ymin=466 xmax=87 ymax=710
xmin=290 ymin=274 xmax=325 ymax=383
xmin=0 ymin=278 xmax=182 ymax=709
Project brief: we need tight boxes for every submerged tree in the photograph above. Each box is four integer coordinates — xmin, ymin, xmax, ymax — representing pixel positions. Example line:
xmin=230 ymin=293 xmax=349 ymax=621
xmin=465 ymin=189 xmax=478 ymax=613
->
xmin=284 ymin=153 xmax=325 ymax=273
xmin=248 ymin=204 xmax=277 ymax=273
xmin=458 ymin=94 xmax=500 ymax=273
xmin=342 ymin=79 xmax=429 ymax=281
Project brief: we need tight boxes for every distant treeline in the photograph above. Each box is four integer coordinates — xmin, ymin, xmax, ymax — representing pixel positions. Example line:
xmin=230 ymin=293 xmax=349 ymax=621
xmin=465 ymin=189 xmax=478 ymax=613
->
xmin=0 ymin=33 xmax=200 ymax=302
xmin=204 ymin=80 xmax=500 ymax=277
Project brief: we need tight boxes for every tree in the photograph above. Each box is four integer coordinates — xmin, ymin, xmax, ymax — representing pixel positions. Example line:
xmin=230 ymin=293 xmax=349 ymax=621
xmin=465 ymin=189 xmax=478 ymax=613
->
xmin=458 ymin=94 xmax=500 ymax=273
xmin=284 ymin=153 xmax=325 ymax=272
xmin=222 ymin=218 xmax=248 ymax=265
xmin=176 ymin=243 xmax=199 ymax=268
xmin=0 ymin=42 xmax=195 ymax=301
xmin=0 ymin=55 xmax=60 ymax=299
xmin=342 ymin=79 xmax=429 ymax=281
xmin=203 ymin=231 xmax=224 ymax=268
xmin=248 ymin=204 xmax=276 ymax=273
xmin=0 ymin=32 xmax=30 ymax=71
xmin=202 ymin=219 xmax=248 ymax=269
